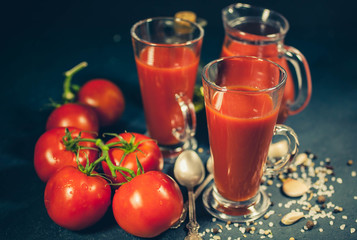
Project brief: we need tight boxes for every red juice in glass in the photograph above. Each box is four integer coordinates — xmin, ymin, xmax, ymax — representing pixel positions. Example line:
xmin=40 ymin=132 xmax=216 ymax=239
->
xmin=206 ymin=87 xmax=278 ymax=201
xmin=131 ymin=17 xmax=203 ymax=155
xmin=221 ymin=4 xmax=312 ymax=123
xmin=135 ymin=46 xmax=199 ymax=146
xmin=202 ymin=56 xmax=299 ymax=222
xmin=221 ymin=37 xmax=295 ymax=124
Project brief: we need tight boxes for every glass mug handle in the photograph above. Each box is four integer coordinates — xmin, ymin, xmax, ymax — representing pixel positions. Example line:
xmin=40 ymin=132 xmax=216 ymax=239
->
xmin=265 ymin=124 xmax=299 ymax=175
xmin=172 ymin=93 xmax=197 ymax=142
xmin=281 ymin=45 xmax=312 ymax=115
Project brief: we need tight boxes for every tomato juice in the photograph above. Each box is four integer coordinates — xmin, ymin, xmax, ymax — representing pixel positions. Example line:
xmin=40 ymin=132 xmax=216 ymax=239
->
xmin=135 ymin=46 xmax=199 ymax=146
xmin=221 ymin=38 xmax=294 ymax=123
xmin=206 ymin=86 xmax=279 ymax=202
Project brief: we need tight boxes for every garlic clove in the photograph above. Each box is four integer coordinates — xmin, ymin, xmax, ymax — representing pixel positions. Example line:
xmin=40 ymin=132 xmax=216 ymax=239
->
xmin=281 ymin=211 xmax=305 ymax=225
xmin=282 ymin=178 xmax=310 ymax=197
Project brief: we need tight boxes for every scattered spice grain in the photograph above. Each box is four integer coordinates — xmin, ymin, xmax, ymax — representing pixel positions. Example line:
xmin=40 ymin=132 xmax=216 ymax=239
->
xmin=306 ymin=220 xmax=314 ymax=230
xmin=333 ymin=206 xmax=343 ymax=213
xmin=317 ymin=195 xmax=326 ymax=204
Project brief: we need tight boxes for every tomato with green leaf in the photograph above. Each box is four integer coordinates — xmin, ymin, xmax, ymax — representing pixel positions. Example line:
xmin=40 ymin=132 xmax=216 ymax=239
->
xmin=101 ymin=132 xmax=164 ymax=185
xmin=34 ymin=127 xmax=98 ymax=182
xmin=112 ymin=171 xmax=183 ymax=238
xmin=45 ymin=63 xmax=100 ymax=132
xmin=44 ymin=166 xmax=111 ymax=231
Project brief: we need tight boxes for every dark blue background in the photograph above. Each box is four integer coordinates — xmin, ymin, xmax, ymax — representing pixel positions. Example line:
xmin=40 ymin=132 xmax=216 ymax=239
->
xmin=1 ymin=0 xmax=357 ymax=239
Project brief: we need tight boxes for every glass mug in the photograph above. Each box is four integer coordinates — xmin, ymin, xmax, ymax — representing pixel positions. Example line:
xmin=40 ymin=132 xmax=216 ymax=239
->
xmin=221 ymin=3 xmax=312 ymax=123
xmin=131 ymin=17 xmax=204 ymax=158
xmin=202 ymin=56 xmax=299 ymax=222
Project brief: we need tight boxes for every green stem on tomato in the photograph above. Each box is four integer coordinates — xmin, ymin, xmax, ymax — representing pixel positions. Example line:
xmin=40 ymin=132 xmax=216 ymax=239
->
xmin=90 ymin=138 xmax=136 ymax=179
xmin=78 ymin=138 xmax=99 ymax=144
xmin=62 ymin=61 xmax=88 ymax=103
xmin=85 ymin=155 xmax=106 ymax=175
xmin=64 ymin=129 xmax=138 ymax=181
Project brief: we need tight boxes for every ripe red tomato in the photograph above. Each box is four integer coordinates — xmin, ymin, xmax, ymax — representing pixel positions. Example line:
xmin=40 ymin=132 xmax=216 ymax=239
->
xmin=112 ymin=171 xmax=183 ymax=238
xmin=34 ymin=127 xmax=99 ymax=182
xmin=44 ymin=166 xmax=111 ymax=231
xmin=101 ymin=132 xmax=163 ymax=184
xmin=46 ymin=103 xmax=99 ymax=132
xmin=77 ymin=79 xmax=125 ymax=126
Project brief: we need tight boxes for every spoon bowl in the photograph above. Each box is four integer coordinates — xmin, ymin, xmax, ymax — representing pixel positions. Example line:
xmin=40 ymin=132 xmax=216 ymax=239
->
xmin=174 ymin=150 xmax=205 ymax=188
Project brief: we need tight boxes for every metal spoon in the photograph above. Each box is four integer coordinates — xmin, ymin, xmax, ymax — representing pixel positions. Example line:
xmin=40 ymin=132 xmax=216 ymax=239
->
xmin=174 ymin=150 xmax=205 ymax=240
xmin=171 ymin=155 xmax=214 ymax=229
xmin=194 ymin=155 xmax=213 ymax=198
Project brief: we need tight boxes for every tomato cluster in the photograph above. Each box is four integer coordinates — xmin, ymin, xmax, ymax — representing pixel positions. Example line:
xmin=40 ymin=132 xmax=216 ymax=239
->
xmin=45 ymin=62 xmax=125 ymax=132
xmin=34 ymin=63 xmax=184 ymax=237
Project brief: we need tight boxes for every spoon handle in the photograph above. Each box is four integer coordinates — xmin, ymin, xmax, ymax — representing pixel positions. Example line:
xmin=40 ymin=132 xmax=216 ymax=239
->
xmin=170 ymin=174 xmax=214 ymax=229
xmin=185 ymin=189 xmax=202 ymax=240
xmin=194 ymin=174 xmax=213 ymax=200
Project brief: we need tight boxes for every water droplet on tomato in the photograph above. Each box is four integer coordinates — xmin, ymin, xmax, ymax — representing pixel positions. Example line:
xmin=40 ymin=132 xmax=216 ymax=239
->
xmin=81 ymin=183 xmax=88 ymax=190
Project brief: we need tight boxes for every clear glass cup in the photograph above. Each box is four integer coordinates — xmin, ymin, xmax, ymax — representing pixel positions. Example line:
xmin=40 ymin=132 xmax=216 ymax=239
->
xmin=221 ymin=3 xmax=312 ymax=123
xmin=131 ymin=17 xmax=204 ymax=159
xmin=201 ymin=56 xmax=299 ymax=222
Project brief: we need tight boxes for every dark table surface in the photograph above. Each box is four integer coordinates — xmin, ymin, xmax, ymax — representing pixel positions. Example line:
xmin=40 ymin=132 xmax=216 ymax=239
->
xmin=1 ymin=0 xmax=357 ymax=239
